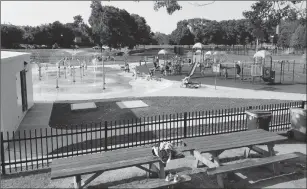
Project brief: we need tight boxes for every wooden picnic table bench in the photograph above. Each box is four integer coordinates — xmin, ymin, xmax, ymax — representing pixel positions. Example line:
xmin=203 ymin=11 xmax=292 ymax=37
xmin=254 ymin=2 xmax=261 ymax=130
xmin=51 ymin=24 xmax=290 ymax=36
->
xmin=51 ymin=145 xmax=189 ymax=189
xmin=182 ymin=129 xmax=299 ymax=188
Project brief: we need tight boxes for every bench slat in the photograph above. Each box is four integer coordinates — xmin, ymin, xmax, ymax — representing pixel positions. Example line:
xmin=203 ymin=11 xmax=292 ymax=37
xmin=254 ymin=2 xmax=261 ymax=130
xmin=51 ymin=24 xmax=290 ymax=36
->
xmin=51 ymin=156 xmax=159 ymax=179
xmin=109 ymin=174 xmax=191 ymax=189
xmin=207 ymin=153 xmax=299 ymax=176
xmin=52 ymin=146 xmax=153 ymax=169
xmin=183 ymin=130 xmax=286 ymax=150
xmin=186 ymin=134 xmax=286 ymax=154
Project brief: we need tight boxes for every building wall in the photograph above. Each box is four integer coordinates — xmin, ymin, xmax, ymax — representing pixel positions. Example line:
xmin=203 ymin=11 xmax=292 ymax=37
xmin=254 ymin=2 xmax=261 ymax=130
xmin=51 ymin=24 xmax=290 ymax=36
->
xmin=1 ymin=54 xmax=34 ymax=133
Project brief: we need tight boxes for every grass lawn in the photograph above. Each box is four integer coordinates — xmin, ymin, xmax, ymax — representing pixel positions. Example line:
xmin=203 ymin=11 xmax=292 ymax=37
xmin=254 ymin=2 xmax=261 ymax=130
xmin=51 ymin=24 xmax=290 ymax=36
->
xmin=49 ymin=97 xmax=295 ymax=128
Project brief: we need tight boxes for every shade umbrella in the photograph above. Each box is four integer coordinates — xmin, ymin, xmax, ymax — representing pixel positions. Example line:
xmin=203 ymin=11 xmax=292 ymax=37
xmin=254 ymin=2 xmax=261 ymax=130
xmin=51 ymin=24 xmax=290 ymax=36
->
xmin=192 ymin=42 xmax=204 ymax=49
xmin=253 ymin=50 xmax=271 ymax=59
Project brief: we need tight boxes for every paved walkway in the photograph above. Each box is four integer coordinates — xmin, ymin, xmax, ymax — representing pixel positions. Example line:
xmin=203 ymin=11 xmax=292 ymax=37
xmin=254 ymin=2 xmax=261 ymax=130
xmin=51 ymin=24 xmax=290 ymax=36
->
xmin=18 ymin=103 xmax=53 ymax=131
xmin=140 ymin=81 xmax=306 ymax=101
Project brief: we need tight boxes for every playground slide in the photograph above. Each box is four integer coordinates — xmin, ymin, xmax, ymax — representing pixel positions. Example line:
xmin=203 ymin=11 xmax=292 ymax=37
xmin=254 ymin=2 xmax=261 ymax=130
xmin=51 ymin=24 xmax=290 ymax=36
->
xmin=188 ymin=62 xmax=199 ymax=77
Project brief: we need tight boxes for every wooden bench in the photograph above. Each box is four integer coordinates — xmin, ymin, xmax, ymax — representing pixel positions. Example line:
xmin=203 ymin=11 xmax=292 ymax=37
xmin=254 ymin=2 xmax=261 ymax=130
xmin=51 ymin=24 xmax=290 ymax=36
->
xmin=182 ymin=130 xmax=291 ymax=188
xmin=207 ymin=153 xmax=300 ymax=188
xmin=51 ymin=145 xmax=188 ymax=189
xmin=109 ymin=173 xmax=191 ymax=189
xmin=51 ymin=146 xmax=166 ymax=189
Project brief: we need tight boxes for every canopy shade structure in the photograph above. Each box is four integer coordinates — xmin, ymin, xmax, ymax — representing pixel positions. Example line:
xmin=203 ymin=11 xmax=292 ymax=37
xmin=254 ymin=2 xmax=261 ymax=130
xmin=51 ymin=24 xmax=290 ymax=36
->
xmin=192 ymin=42 xmax=204 ymax=49
xmin=253 ymin=50 xmax=272 ymax=59
xmin=158 ymin=49 xmax=169 ymax=55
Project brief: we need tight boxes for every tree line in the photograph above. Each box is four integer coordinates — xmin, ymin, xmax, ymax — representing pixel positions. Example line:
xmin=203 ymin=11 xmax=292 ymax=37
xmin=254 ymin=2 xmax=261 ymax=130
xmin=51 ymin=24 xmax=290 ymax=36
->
xmin=2 ymin=0 xmax=306 ymax=50
xmin=1 ymin=1 xmax=156 ymax=49
xmin=153 ymin=0 xmax=306 ymax=50
xmin=165 ymin=18 xmax=306 ymax=50
xmin=1 ymin=15 xmax=93 ymax=49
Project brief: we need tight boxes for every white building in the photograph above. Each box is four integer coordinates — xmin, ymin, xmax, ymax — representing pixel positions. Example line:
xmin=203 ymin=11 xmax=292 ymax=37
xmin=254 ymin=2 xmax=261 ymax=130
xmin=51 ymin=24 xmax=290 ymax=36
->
xmin=1 ymin=51 xmax=34 ymax=133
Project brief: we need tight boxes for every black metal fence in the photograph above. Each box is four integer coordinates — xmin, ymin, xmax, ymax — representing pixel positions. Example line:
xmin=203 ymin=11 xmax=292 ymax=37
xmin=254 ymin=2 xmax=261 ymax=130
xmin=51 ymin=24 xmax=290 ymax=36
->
xmin=1 ymin=101 xmax=306 ymax=174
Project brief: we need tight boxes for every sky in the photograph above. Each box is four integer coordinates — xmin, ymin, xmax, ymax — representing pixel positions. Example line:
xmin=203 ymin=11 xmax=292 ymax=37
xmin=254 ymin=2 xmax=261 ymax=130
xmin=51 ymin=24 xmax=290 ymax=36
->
xmin=1 ymin=1 xmax=256 ymax=34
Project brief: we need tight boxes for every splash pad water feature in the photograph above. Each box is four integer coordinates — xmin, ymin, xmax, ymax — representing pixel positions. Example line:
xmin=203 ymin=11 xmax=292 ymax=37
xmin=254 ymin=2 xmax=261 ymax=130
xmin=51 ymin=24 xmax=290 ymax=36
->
xmin=32 ymin=56 xmax=133 ymax=101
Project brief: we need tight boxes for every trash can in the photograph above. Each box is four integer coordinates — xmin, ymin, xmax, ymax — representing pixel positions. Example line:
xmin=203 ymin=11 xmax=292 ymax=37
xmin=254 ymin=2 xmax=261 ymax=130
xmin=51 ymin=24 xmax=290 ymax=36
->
xmin=245 ymin=110 xmax=272 ymax=131
xmin=287 ymin=108 xmax=306 ymax=142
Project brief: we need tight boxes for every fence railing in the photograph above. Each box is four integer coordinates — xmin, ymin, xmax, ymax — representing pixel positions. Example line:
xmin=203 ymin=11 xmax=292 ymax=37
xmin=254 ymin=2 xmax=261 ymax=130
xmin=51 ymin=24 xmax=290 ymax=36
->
xmin=1 ymin=101 xmax=306 ymax=174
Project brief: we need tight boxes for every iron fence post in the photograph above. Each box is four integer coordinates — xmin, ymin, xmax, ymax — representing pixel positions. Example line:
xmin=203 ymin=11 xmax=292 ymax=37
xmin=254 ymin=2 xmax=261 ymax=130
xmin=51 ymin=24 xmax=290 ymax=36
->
xmin=1 ymin=132 xmax=6 ymax=174
xmin=104 ymin=121 xmax=108 ymax=151
xmin=184 ymin=112 xmax=187 ymax=138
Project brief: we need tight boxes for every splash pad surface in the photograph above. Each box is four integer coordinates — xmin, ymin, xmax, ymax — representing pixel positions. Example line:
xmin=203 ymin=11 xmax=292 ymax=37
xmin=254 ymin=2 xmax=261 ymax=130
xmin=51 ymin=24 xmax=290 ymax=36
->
xmin=31 ymin=57 xmax=173 ymax=102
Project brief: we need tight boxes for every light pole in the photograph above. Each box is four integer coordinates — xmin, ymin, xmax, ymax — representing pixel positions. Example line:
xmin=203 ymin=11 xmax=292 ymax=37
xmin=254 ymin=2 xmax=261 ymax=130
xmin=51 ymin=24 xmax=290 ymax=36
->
xmin=101 ymin=46 xmax=105 ymax=90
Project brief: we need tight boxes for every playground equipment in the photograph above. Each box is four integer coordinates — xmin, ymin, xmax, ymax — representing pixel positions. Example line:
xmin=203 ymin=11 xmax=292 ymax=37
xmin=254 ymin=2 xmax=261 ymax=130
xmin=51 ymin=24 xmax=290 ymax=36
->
xmin=252 ymin=50 xmax=275 ymax=84
xmin=211 ymin=51 xmax=241 ymax=79
xmin=180 ymin=76 xmax=201 ymax=88
xmin=158 ymin=49 xmax=173 ymax=76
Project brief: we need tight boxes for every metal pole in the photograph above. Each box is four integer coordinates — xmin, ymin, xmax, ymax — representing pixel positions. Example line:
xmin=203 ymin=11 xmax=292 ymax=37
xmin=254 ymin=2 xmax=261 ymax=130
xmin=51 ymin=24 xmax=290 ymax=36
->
xmin=215 ymin=71 xmax=217 ymax=90
xmin=101 ymin=47 xmax=105 ymax=90
xmin=56 ymin=71 xmax=59 ymax=89
xmin=292 ymin=60 xmax=295 ymax=84
xmin=80 ymin=65 xmax=82 ymax=80
xmin=83 ymin=65 xmax=85 ymax=76
xmin=58 ymin=65 xmax=61 ymax=78
xmin=73 ymin=66 xmax=76 ymax=83
xmin=38 ymin=66 xmax=41 ymax=81
xmin=283 ymin=61 xmax=285 ymax=82
xmin=279 ymin=61 xmax=283 ymax=83
xmin=102 ymin=60 xmax=105 ymax=89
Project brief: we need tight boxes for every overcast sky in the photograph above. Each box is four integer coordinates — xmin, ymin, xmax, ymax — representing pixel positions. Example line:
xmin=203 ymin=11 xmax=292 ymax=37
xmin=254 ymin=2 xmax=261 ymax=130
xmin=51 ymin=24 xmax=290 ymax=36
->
xmin=1 ymin=1 xmax=256 ymax=34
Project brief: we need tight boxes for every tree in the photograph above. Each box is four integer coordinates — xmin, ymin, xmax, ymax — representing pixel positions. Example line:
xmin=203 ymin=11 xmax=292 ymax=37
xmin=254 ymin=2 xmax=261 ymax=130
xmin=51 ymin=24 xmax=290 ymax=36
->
xmin=49 ymin=21 xmax=75 ymax=48
xmin=152 ymin=32 xmax=170 ymax=45
xmin=153 ymin=0 xmax=182 ymax=15
xmin=89 ymin=1 xmax=150 ymax=49
xmin=169 ymin=20 xmax=194 ymax=45
xmin=131 ymin=14 xmax=152 ymax=46
xmin=88 ymin=0 xmax=107 ymax=46
xmin=1 ymin=24 xmax=24 ymax=48
xmin=277 ymin=20 xmax=300 ymax=48
xmin=243 ymin=1 xmax=306 ymax=50
xmin=290 ymin=24 xmax=306 ymax=49
xmin=22 ymin=26 xmax=35 ymax=44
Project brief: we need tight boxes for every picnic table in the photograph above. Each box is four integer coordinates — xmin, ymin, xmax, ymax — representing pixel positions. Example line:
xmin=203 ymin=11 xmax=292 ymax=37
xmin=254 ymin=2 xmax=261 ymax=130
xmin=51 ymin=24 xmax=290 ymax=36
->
xmin=181 ymin=129 xmax=299 ymax=188
xmin=51 ymin=145 xmax=190 ymax=189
